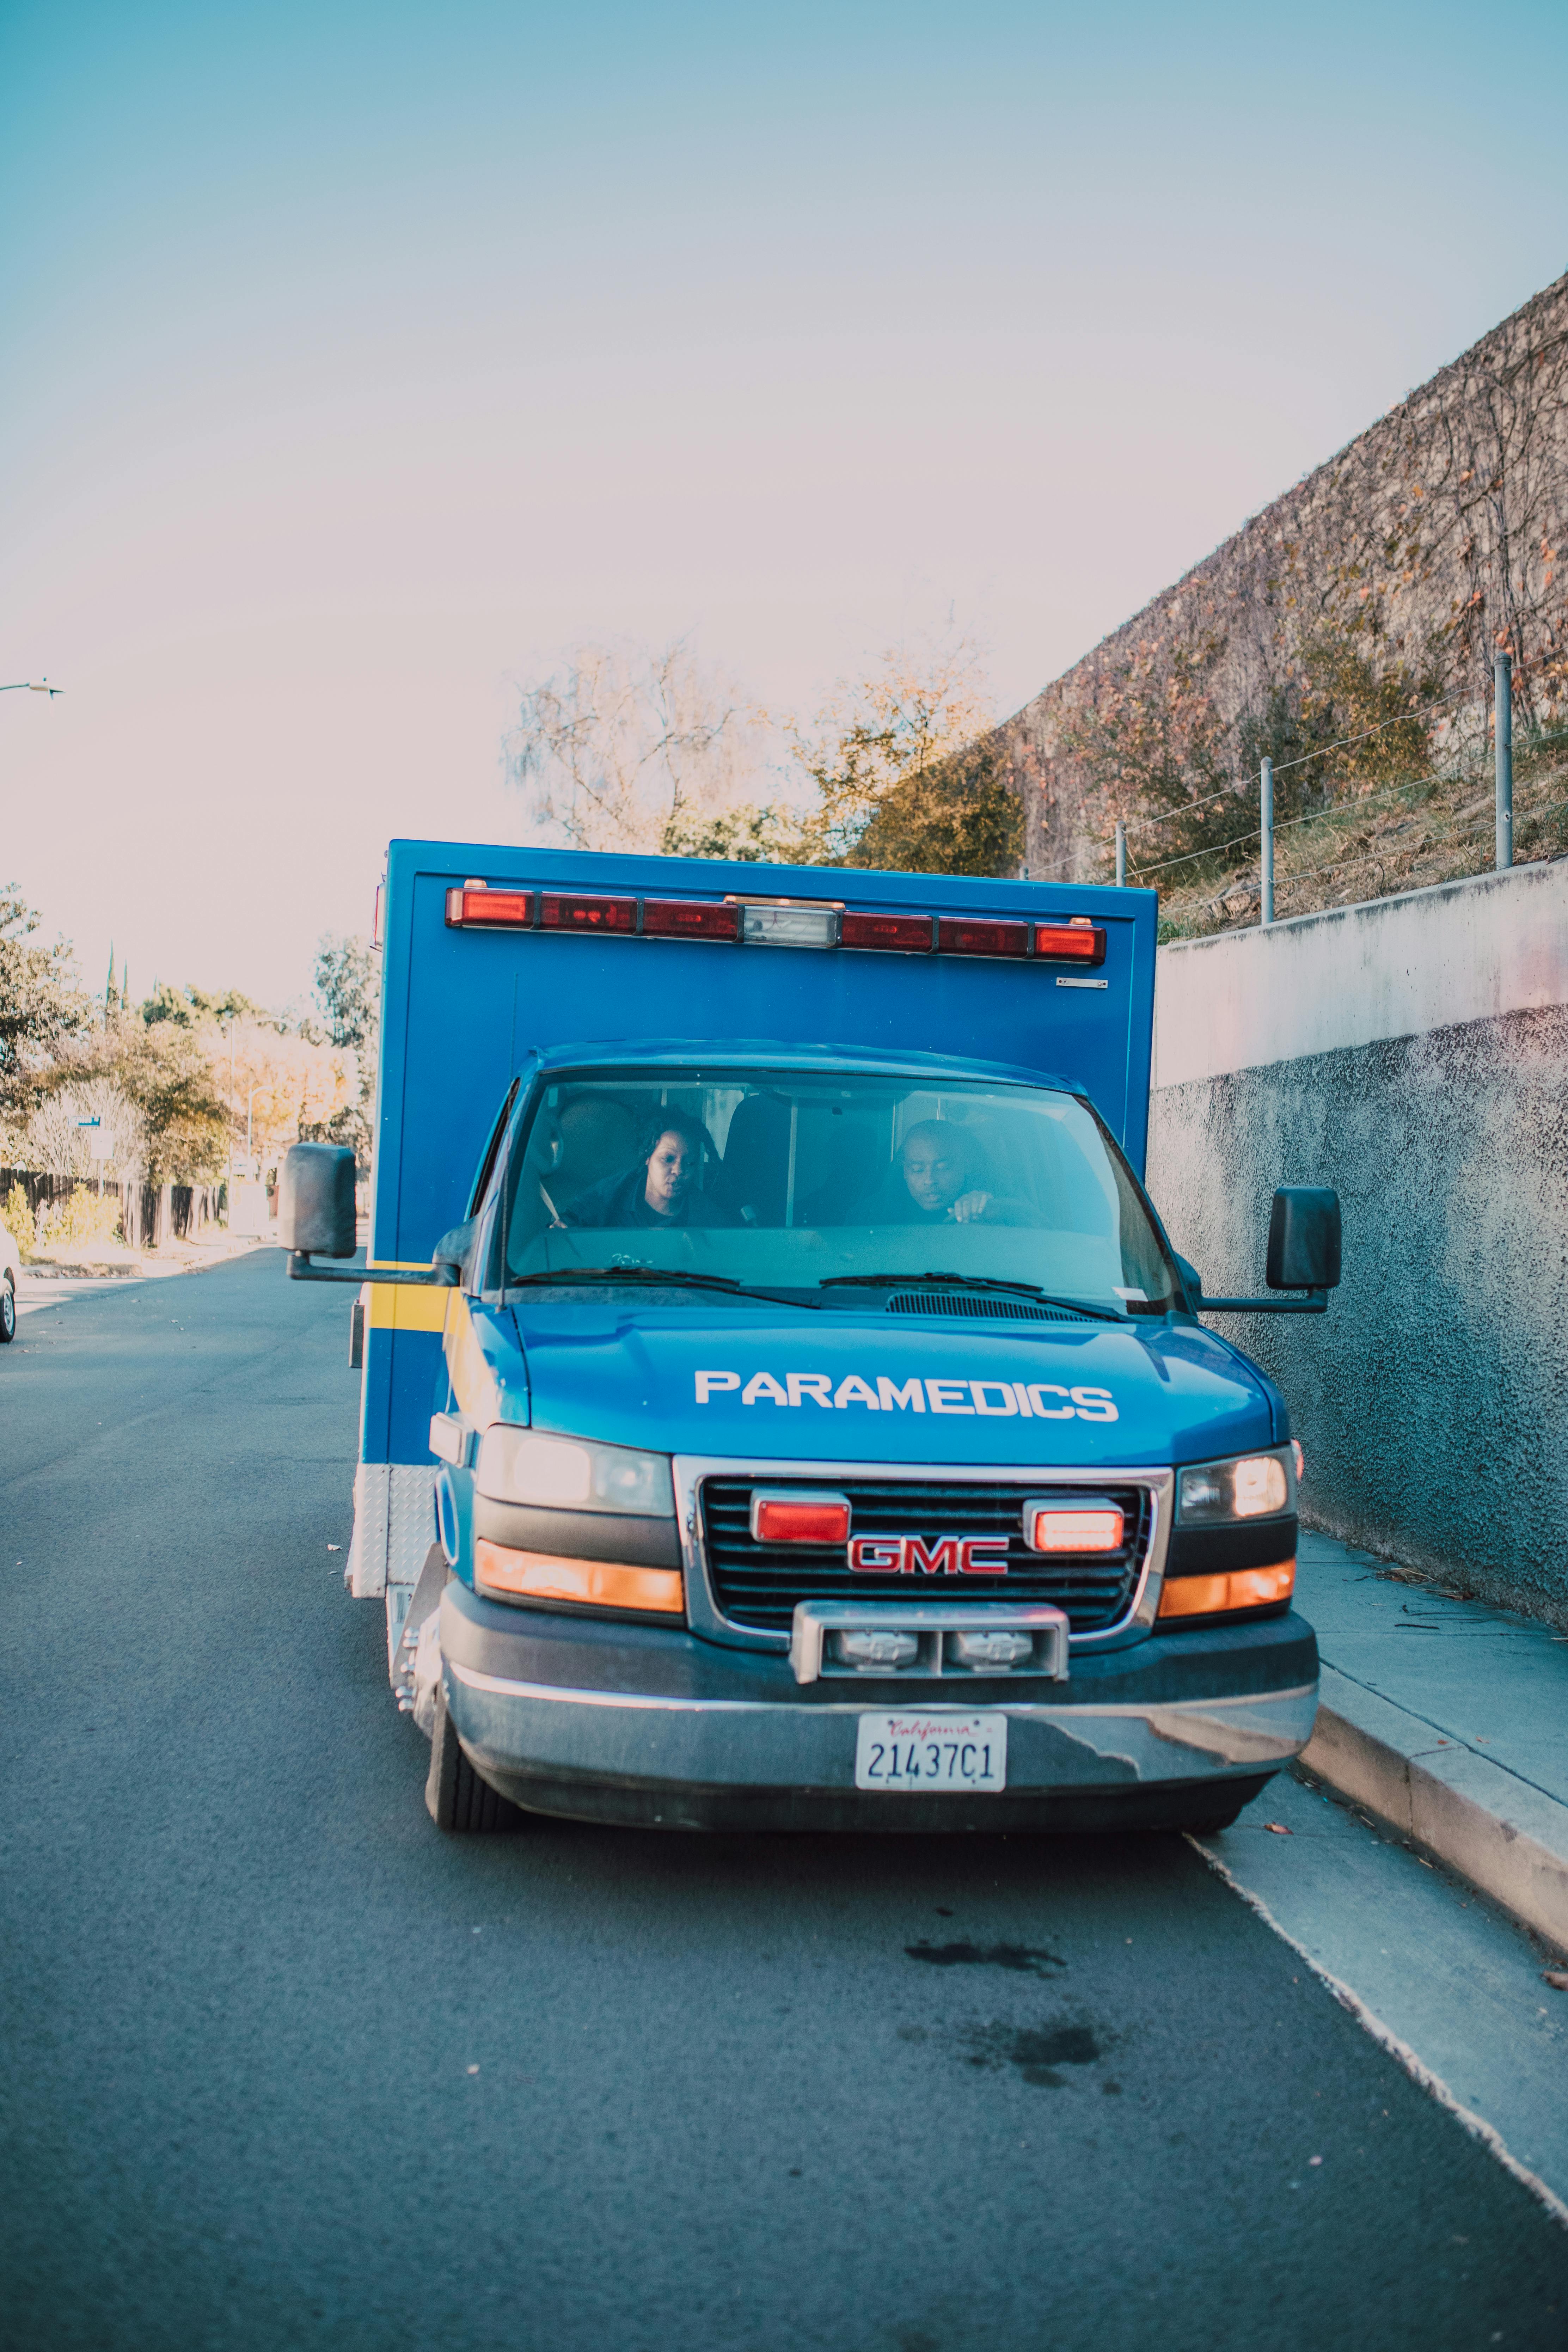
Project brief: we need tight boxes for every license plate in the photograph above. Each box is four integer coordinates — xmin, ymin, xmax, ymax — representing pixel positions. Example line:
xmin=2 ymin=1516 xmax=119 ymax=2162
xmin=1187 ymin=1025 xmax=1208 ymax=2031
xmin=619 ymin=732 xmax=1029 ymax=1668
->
xmin=855 ymin=1712 xmax=1007 ymax=1793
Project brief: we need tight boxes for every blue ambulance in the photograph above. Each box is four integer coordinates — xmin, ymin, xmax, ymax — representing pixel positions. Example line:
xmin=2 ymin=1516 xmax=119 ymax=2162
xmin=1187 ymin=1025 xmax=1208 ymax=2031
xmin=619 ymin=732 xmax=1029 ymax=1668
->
xmin=281 ymin=840 xmax=1337 ymax=1835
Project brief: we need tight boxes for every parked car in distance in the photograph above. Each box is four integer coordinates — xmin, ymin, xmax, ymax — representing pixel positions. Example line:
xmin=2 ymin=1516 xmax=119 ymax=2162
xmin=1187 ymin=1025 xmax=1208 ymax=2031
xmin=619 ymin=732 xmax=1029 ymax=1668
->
xmin=0 ymin=1213 xmax=20 ymax=1342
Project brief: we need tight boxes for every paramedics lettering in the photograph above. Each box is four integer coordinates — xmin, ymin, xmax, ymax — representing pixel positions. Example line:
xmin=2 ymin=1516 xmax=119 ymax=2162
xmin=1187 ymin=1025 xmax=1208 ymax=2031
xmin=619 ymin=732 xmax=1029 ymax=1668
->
xmin=693 ymin=1371 xmax=1118 ymax=1422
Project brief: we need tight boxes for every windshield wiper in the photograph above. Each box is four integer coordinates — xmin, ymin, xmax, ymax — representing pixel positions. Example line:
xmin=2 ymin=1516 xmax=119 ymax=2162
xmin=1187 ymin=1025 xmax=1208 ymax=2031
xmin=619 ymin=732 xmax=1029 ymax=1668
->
xmin=505 ymin=1266 xmax=823 ymax=1310
xmin=816 ymin=1271 xmax=1125 ymax=1323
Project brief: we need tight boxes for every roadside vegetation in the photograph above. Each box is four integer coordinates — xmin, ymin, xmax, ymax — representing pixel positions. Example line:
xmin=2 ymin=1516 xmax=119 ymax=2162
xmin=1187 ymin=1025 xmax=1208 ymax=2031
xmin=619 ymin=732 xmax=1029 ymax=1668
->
xmin=1050 ymin=621 xmax=1568 ymax=939
xmin=0 ymin=906 xmax=381 ymax=1224
xmin=508 ymin=632 xmax=1020 ymax=880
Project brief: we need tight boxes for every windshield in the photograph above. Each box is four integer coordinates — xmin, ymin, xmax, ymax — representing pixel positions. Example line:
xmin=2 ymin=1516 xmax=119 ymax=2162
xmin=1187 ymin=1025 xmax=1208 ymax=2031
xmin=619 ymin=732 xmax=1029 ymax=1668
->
xmin=492 ymin=1065 xmax=1179 ymax=1314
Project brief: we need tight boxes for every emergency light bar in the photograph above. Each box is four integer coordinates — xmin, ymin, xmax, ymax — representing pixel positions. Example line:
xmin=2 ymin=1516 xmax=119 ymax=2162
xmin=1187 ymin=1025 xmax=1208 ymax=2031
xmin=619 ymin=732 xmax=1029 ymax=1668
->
xmin=540 ymin=891 xmax=636 ymax=933
xmin=936 ymin=917 xmax=1028 ymax=958
xmin=444 ymin=883 xmax=1105 ymax=964
xmin=445 ymin=883 xmax=534 ymax=928
xmin=642 ymin=898 xmax=741 ymax=941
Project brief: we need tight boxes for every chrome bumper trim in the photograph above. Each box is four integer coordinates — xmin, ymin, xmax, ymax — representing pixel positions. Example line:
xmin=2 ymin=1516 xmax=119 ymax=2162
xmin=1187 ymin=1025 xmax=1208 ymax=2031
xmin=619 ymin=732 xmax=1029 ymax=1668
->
xmin=445 ymin=1662 xmax=1318 ymax=1790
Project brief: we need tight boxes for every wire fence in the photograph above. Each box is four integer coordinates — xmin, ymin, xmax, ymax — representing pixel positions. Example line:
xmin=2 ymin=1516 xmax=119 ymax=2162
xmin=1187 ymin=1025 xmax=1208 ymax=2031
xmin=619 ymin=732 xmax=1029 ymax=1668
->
xmin=1029 ymin=655 xmax=1568 ymax=933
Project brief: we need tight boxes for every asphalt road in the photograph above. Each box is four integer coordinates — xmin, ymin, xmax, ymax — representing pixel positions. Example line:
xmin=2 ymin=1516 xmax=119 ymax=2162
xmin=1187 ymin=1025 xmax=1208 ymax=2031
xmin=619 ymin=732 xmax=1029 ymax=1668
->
xmin=2 ymin=1253 xmax=1564 ymax=2352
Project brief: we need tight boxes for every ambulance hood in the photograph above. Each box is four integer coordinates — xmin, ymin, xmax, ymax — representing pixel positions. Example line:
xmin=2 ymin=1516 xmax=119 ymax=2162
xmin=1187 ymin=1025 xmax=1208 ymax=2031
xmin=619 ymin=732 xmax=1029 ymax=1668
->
xmin=504 ymin=1296 xmax=1280 ymax=1467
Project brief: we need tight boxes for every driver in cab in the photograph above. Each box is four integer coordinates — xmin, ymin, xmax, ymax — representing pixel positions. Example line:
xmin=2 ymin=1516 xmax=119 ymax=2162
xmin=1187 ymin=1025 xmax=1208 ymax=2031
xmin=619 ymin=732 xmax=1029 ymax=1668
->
xmin=876 ymin=1120 xmax=1018 ymax=1225
xmin=565 ymin=1109 xmax=737 ymax=1229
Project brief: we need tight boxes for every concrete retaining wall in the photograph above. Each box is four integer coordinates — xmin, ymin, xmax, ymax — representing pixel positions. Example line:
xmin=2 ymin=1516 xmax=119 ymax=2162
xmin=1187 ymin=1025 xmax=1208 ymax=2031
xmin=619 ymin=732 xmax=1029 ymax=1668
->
xmin=1148 ymin=860 xmax=1568 ymax=1627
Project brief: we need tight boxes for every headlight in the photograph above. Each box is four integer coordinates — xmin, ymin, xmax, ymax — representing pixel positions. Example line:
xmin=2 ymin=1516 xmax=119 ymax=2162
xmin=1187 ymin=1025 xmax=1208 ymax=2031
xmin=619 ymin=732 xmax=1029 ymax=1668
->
xmin=476 ymin=1427 xmax=675 ymax=1517
xmin=1177 ymin=1448 xmax=1292 ymax=1524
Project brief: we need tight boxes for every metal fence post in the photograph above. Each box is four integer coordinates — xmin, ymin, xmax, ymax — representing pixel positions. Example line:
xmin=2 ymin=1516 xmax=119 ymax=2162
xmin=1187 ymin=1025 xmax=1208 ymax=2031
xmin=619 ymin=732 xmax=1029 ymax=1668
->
xmin=1495 ymin=651 xmax=1513 ymax=870
xmin=1260 ymin=758 xmax=1274 ymax=925
xmin=1115 ymin=821 xmax=1126 ymax=886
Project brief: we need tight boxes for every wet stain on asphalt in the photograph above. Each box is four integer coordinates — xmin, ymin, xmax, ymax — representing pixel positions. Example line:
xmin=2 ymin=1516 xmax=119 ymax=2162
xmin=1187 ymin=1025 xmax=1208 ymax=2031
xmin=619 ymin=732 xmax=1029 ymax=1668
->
xmin=904 ymin=1940 xmax=1066 ymax=1977
xmin=961 ymin=2020 xmax=1103 ymax=2088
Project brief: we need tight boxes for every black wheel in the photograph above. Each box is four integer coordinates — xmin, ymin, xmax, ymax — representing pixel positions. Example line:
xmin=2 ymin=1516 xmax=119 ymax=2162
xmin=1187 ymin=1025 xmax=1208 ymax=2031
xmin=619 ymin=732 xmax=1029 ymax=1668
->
xmin=1178 ymin=1800 xmax=1247 ymax=1836
xmin=425 ymin=1681 xmax=519 ymax=1833
xmin=0 ymin=1276 xmax=15 ymax=1343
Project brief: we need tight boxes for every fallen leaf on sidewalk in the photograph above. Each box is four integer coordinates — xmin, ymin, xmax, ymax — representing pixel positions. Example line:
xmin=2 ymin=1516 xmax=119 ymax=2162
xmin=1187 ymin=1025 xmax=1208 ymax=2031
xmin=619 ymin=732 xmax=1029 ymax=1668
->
xmin=1263 ymin=1822 xmax=1292 ymax=1835
xmin=1543 ymin=1971 xmax=1568 ymax=1991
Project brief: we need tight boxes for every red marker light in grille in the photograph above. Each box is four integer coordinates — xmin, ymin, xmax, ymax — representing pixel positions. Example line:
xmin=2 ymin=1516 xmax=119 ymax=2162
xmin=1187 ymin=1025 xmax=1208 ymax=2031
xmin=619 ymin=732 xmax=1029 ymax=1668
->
xmin=641 ymin=898 xmax=741 ymax=941
xmin=445 ymin=885 xmax=534 ymax=929
xmin=840 ymin=911 xmax=934 ymax=953
xmin=936 ymin=917 xmax=1029 ymax=958
xmin=750 ymin=1489 xmax=852 ymax=1544
xmin=539 ymin=892 xmax=637 ymax=934
xmin=1024 ymin=1500 xmax=1125 ymax=1553
xmin=1034 ymin=922 xmax=1106 ymax=965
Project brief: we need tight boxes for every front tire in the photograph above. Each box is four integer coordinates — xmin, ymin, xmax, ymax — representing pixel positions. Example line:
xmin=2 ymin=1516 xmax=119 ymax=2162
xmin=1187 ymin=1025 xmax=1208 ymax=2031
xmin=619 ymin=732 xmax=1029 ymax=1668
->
xmin=1178 ymin=1799 xmax=1248 ymax=1836
xmin=425 ymin=1681 xmax=520 ymax=1833
xmin=0 ymin=1276 xmax=16 ymax=1343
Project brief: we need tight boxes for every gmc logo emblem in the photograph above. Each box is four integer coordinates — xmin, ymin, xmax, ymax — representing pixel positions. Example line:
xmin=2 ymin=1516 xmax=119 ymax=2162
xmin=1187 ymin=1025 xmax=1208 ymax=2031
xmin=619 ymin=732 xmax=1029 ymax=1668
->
xmin=848 ymin=1534 xmax=1009 ymax=1577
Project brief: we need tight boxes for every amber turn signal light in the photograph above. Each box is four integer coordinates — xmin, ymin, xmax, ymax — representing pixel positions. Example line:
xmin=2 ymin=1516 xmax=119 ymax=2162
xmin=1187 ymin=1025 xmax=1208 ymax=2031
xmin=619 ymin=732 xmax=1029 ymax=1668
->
xmin=474 ymin=1539 xmax=684 ymax=1615
xmin=1157 ymin=1561 xmax=1296 ymax=1619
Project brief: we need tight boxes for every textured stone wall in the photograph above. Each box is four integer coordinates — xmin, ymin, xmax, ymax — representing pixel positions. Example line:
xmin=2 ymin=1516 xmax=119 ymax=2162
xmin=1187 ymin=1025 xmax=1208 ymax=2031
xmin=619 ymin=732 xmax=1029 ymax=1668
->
xmin=1146 ymin=862 xmax=1568 ymax=1625
xmin=1005 ymin=271 xmax=1568 ymax=880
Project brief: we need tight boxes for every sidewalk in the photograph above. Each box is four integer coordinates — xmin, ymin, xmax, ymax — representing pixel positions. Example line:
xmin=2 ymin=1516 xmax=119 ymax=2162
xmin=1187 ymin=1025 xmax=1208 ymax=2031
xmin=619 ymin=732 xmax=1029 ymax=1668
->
xmin=1295 ymin=1529 xmax=1568 ymax=1951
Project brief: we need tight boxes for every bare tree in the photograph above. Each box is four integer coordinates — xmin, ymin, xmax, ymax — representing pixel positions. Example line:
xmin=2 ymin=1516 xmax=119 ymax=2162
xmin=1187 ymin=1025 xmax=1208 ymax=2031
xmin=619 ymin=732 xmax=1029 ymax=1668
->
xmin=506 ymin=638 xmax=767 ymax=855
xmin=25 ymin=1080 xmax=146 ymax=1180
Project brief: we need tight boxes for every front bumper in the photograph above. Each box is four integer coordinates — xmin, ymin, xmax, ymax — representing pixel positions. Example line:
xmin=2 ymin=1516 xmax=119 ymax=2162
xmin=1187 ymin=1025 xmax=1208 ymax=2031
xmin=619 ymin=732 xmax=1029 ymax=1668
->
xmin=439 ymin=1583 xmax=1318 ymax=1832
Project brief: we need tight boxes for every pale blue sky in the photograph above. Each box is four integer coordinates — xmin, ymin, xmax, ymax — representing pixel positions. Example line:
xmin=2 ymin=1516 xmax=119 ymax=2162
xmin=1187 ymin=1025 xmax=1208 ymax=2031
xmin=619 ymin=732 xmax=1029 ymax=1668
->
xmin=2 ymin=0 xmax=1564 ymax=1004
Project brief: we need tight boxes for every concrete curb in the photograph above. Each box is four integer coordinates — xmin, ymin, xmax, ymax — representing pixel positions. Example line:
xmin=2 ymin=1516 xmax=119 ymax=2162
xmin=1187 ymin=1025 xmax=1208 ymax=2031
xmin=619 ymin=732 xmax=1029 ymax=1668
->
xmin=1302 ymin=1665 xmax=1568 ymax=1952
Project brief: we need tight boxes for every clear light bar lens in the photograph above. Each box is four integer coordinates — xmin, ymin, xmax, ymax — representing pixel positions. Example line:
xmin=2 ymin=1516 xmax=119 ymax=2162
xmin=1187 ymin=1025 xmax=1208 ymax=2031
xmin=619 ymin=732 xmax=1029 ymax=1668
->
xmin=740 ymin=904 xmax=840 ymax=949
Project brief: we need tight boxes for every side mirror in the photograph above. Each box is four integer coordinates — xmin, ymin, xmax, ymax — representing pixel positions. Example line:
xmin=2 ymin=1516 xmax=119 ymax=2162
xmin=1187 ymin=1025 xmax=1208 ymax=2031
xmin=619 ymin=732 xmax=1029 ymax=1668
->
xmin=1267 ymin=1187 xmax=1342 ymax=1291
xmin=433 ymin=1218 xmax=477 ymax=1285
xmin=1172 ymin=1252 xmax=1203 ymax=1310
xmin=279 ymin=1144 xmax=357 ymax=1258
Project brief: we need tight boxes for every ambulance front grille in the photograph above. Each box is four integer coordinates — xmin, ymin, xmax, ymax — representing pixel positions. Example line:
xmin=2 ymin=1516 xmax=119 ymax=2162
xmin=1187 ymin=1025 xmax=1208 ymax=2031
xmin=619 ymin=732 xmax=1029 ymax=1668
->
xmin=700 ymin=1476 xmax=1152 ymax=1636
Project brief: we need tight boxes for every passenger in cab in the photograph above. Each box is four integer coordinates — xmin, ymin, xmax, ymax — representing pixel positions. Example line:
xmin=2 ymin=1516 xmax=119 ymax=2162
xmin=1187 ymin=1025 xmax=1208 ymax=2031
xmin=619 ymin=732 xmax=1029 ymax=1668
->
xmin=565 ymin=1109 xmax=737 ymax=1229
xmin=871 ymin=1119 xmax=1018 ymax=1225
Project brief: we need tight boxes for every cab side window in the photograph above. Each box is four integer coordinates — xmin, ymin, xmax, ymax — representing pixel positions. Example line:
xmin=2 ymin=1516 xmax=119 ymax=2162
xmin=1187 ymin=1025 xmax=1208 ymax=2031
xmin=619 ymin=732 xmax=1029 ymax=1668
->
xmin=467 ymin=1078 xmax=521 ymax=1219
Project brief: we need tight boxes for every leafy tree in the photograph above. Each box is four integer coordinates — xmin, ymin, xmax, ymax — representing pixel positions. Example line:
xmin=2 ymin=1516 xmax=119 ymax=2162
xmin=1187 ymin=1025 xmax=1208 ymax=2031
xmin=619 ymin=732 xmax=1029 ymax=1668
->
xmin=0 ymin=886 xmax=92 ymax=1139
xmin=783 ymin=638 xmax=1021 ymax=876
xmin=140 ymin=980 xmax=268 ymax=1029
xmin=845 ymin=738 xmax=1022 ymax=876
xmin=312 ymin=934 xmax=379 ymax=1168
xmin=661 ymin=804 xmax=805 ymax=862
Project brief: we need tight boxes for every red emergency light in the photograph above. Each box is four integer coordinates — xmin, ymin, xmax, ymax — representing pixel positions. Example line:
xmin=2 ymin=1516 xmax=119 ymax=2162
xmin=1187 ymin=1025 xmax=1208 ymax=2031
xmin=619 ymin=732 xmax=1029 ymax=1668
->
xmin=539 ymin=892 xmax=637 ymax=934
xmin=750 ymin=1490 xmax=852 ymax=1545
xmin=445 ymin=885 xmax=534 ymax=929
xmin=641 ymin=898 xmax=741 ymax=941
xmin=936 ymin=916 xmax=1029 ymax=959
xmin=1034 ymin=921 xmax=1106 ymax=964
xmin=840 ymin=911 xmax=935 ymax=953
